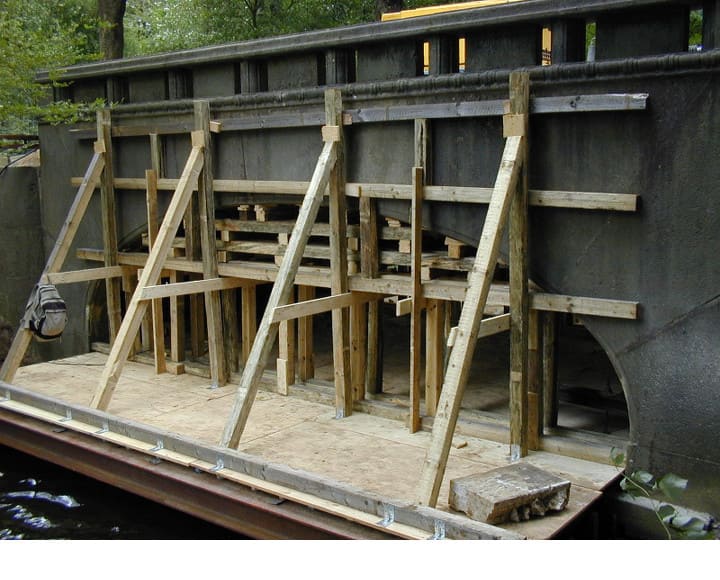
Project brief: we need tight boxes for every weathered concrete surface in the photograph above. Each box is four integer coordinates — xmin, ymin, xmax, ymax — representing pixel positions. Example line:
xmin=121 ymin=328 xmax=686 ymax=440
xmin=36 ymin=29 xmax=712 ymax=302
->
xmin=450 ymin=463 xmax=570 ymax=524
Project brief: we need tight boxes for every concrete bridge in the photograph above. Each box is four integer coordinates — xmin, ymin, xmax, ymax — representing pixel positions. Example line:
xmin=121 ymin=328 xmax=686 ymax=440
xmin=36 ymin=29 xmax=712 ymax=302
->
xmin=2 ymin=0 xmax=719 ymax=526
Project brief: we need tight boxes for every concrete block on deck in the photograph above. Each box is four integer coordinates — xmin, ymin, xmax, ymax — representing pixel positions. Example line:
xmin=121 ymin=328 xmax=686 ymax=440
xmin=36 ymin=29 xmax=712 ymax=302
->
xmin=449 ymin=463 xmax=570 ymax=524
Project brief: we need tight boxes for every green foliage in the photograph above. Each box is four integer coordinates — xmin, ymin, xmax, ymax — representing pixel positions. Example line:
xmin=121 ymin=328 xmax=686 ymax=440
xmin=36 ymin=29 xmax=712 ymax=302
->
xmin=611 ymin=449 xmax=718 ymax=540
xmin=0 ymin=0 xmax=101 ymax=133
xmin=124 ymin=0 xmax=454 ymax=56
xmin=690 ymin=9 xmax=703 ymax=48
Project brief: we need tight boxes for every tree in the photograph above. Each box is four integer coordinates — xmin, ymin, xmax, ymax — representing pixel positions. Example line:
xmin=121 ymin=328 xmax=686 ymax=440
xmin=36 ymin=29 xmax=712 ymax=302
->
xmin=98 ymin=0 xmax=127 ymax=59
xmin=376 ymin=0 xmax=404 ymax=19
xmin=0 ymin=0 xmax=100 ymax=134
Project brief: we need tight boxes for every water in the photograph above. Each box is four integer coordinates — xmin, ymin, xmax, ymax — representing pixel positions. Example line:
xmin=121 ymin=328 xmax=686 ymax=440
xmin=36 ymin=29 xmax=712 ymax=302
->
xmin=0 ymin=444 xmax=242 ymax=540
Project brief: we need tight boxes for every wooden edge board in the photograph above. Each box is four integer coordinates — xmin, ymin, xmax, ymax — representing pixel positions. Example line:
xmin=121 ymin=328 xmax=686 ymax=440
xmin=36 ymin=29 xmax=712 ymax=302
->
xmin=0 ymin=396 xmax=429 ymax=539
xmin=140 ymin=277 xmax=248 ymax=300
xmin=271 ymin=291 xmax=376 ymax=323
xmin=477 ymin=312 xmax=511 ymax=338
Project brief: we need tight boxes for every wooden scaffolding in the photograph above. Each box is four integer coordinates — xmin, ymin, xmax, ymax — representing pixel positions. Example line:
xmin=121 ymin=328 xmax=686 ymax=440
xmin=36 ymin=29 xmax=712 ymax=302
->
xmin=0 ymin=73 xmax=640 ymax=510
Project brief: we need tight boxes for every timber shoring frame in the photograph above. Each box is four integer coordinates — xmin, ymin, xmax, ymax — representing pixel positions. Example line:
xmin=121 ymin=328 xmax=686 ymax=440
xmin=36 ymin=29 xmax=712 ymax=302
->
xmin=1 ymin=76 xmax=643 ymax=531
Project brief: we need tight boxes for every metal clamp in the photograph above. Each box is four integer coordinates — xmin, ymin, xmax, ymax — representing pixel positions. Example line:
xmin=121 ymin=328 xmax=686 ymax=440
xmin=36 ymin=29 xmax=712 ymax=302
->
xmin=59 ymin=408 xmax=73 ymax=423
xmin=0 ymin=389 xmax=10 ymax=402
xmin=95 ymin=421 xmax=109 ymax=435
xmin=149 ymin=439 xmax=164 ymax=452
xmin=428 ymin=520 xmax=446 ymax=540
xmin=510 ymin=444 xmax=521 ymax=462
xmin=210 ymin=458 xmax=225 ymax=473
xmin=377 ymin=504 xmax=395 ymax=527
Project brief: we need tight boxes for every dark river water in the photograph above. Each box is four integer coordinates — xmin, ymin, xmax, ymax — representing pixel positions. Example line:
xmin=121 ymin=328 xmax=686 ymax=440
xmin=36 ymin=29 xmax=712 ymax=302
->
xmin=0 ymin=443 xmax=242 ymax=540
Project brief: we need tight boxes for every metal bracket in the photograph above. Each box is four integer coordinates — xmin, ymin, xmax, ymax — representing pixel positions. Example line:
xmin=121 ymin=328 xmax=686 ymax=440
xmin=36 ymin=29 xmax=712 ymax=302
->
xmin=209 ymin=381 xmax=219 ymax=391
xmin=335 ymin=409 xmax=345 ymax=420
xmin=210 ymin=458 xmax=225 ymax=473
xmin=58 ymin=408 xmax=73 ymax=423
xmin=95 ymin=421 xmax=109 ymax=435
xmin=428 ymin=520 xmax=446 ymax=540
xmin=510 ymin=444 xmax=521 ymax=462
xmin=0 ymin=389 xmax=10 ymax=402
xmin=149 ymin=439 xmax=164 ymax=452
xmin=377 ymin=504 xmax=395 ymax=527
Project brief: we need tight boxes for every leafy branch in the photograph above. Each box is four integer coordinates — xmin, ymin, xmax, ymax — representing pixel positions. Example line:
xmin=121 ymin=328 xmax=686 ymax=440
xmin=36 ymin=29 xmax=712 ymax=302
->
xmin=611 ymin=448 xmax=718 ymax=540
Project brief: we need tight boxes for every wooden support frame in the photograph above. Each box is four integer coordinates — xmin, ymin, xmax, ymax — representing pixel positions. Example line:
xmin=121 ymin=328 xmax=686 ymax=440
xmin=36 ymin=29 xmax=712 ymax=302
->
xmin=195 ymin=100 xmax=227 ymax=388
xmin=425 ymin=298 xmax=445 ymax=417
xmin=0 ymin=146 xmax=106 ymax=384
xmin=145 ymin=169 xmax=167 ymax=373
xmin=90 ymin=134 xmax=205 ymax=410
xmin=409 ymin=166 xmax=424 ymax=433
xmin=297 ymin=285 xmax=315 ymax=382
xmin=220 ymin=112 xmax=339 ymax=449
xmin=326 ymin=89 xmax=353 ymax=420
xmin=97 ymin=109 xmax=123 ymax=344
xmin=508 ymin=71 xmax=530 ymax=461
xmin=416 ymin=134 xmax=525 ymax=507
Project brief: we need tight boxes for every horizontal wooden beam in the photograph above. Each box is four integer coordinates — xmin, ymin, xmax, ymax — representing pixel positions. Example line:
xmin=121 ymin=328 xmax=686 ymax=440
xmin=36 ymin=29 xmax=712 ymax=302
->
xmin=140 ymin=277 xmax=248 ymax=300
xmin=46 ymin=265 xmax=126 ymax=285
xmin=271 ymin=292 xmax=376 ymax=324
xmin=72 ymin=176 xmax=637 ymax=212
xmin=78 ymin=249 xmax=639 ymax=319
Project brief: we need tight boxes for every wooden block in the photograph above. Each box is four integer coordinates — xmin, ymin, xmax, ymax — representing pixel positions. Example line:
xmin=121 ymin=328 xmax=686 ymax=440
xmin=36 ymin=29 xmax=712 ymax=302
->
xmin=322 ymin=124 xmax=341 ymax=142
xmin=503 ymin=113 xmax=527 ymax=137
xmin=444 ymin=237 xmax=466 ymax=259
xmin=398 ymin=239 xmax=411 ymax=254
xmin=449 ymin=463 xmax=571 ymax=525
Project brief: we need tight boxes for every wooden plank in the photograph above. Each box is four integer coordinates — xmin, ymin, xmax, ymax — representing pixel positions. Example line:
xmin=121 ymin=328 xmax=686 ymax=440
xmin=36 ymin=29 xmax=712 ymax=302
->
xmin=0 ymin=149 xmax=105 ymax=384
xmin=425 ymin=299 xmax=444 ymax=417
xmin=326 ymin=88 xmax=352 ymax=420
xmin=140 ymin=277 xmax=247 ymax=300
xmin=416 ymin=134 xmax=524 ymax=508
xmin=74 ymin=175 xmax=638 ymax=212
xmin=241 ymin=285 xmax=257 ymax=365
xmin=46 ymin=266 xmax=125 ymax=285
xmin=146 ymin=169 xmax=167 ymax=374
xmin=272 ymin=292 xmax=374 ymax=323
xmin=409 ymin=166 xmax=424 ymax=433
xmin=509 ymin=71 xmax=530 ymax=461
xmin=222 ymin=288 xmax=240 ymax=375
xmin=477 ymin=313 xmax=511 ymax=338
xmin=395 ymin=297 xmax=412 ymax=317
xmin=90 ymin=143 xmax=204 ymax=410
xmin=220 ymin=138 xmax=338 ymax=448
xmin=97 ymin=110 xmax=122 ymax=344
xmin=195 ymin=100 xmax=226 ymax=388
xmin=168 ymin=270 xmax=185 ymax=367
xmin=531 ymin=293 xmax=638 ymax=319
xmin=296 ymin=285 xmax=315 ymax=382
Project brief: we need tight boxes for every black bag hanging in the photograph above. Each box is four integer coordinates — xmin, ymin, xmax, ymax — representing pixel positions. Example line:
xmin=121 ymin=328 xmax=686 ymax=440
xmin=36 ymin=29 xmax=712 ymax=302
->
xmin=24 ymin=284 xmax=67 ymax=341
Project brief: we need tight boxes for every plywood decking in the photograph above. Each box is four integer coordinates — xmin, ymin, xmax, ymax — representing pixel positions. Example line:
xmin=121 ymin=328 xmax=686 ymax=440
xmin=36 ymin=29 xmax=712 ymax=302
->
xmin=12 ymin=352 xmax=620 ymax=539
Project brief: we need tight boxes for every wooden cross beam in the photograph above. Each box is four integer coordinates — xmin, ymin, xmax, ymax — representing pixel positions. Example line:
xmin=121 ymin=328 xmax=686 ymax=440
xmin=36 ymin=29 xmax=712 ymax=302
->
xmin=90 ymin=132 xmax=205 ymax=410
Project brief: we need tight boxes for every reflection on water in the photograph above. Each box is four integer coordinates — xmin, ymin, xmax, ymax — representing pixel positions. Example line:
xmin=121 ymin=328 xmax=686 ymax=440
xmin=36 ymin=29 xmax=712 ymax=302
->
xmin=0 ymin=444 xmax=242 ymax=540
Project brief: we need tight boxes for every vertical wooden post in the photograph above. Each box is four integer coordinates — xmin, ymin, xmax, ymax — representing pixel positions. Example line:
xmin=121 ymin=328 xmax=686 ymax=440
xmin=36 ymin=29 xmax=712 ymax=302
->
xmin=359 ymin=192 xmax=382 ymax=395
xmin=410 ymin=166 xmax=424 ymax=433
xmin=508 ymin=71 xmax=530 ymax=461
xmin=542 ymin=311 xmax=559 ymax=429
xmin=222 ymin=289 xmax=240 ymax=375
xmin=527 ymin=309 xmax=542 ymax=450
xmin=97 ymin=109 xmax=122 ymax=344
xmin=194 ymin=100 xmax=226 ymax=388
xmin=277 ymin=287 xmax=296 ymax=395
xmin=326 ymin=88 xmax=353 ymax=419
xmin=241 ymin=285 xmax=257 ymax=365
xmin=425 ymin=298 xmax=445 ymax=416
xmin=145 ymin=169 xmax=167 ymax=374
xmin=297 ymin=285 xmax=315 ymax=381
xmin=351 ymin=303 xmax=367 ymax=401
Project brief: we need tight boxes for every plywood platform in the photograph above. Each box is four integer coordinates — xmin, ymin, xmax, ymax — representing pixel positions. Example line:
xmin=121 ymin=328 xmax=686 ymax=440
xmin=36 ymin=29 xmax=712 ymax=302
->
xmin=11 ymin=352 xmax=620 ymax=539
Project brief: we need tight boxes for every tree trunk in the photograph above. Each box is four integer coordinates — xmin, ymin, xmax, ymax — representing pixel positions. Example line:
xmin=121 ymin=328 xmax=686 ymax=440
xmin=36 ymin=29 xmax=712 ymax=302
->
xmin=376 ymin=0 xmax=404 ymax=19
xmin=98 ymin=0 xmax=127 ymax=60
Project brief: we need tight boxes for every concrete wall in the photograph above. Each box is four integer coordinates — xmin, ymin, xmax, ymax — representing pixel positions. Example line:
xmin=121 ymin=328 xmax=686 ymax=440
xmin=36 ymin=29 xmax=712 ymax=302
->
xmin=20 ymin=0 xmax=720 ymax=516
